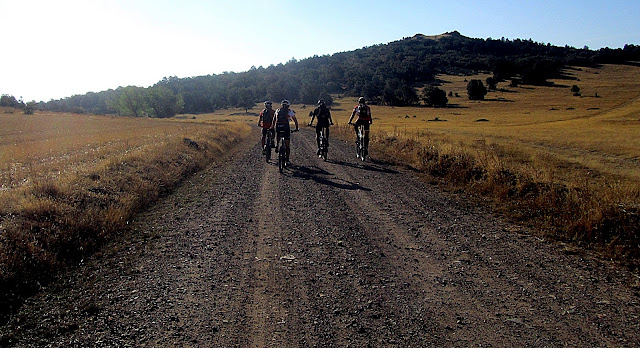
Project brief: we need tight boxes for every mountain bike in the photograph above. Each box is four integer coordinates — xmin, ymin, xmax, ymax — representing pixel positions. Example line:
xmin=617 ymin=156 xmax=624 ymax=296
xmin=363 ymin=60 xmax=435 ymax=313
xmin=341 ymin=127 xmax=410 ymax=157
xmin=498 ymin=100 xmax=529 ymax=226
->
xmin=318 ymin=126 xmax=329 ymax=161
xmin=277 ymin=129 xmax=297 ymax=173
xmin=264 ymin=129 xmax=274 ymax=162
xmin=355 ymin=124 xmax=367 ymax=161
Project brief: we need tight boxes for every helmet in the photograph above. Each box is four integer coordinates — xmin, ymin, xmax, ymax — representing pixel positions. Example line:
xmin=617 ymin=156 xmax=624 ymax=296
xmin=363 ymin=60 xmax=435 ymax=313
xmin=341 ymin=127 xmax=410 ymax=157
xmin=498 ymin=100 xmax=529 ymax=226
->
xmin=318 ymin=99 xmax=325 ymax=105
xmin=264 ymin=100 xmax=272 ymax=107
xmin=358 ymin=97 xmax=365 ymax=104
xmin=281 ymin=100 xmax=290 ymax=107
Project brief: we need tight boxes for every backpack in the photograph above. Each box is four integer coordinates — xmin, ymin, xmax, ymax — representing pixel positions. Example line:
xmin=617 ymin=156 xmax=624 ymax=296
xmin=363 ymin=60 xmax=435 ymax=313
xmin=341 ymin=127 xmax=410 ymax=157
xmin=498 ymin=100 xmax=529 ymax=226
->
xmin=317 ymin=105 xmax=330 ymax=121
xmin=276 ymin=108 xmax=290 ymax=124
xmin=261 ymin=108 xmax=274 ymax=125
xmin=358 ymin=105 xmax=369 ymax=119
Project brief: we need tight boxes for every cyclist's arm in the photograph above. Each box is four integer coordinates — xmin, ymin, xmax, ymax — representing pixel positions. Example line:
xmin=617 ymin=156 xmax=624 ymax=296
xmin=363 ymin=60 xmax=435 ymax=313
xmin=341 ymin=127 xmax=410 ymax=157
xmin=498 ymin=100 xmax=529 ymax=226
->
xmin=258 ymin=112 xmax=263 ymax=127
xmin=292 ymin=115 xmax=299 ymax=130
xmin=328 ymin=110 xmax=333 ymax=124
xmin=348 ymin=108 xmax=356 ymax=124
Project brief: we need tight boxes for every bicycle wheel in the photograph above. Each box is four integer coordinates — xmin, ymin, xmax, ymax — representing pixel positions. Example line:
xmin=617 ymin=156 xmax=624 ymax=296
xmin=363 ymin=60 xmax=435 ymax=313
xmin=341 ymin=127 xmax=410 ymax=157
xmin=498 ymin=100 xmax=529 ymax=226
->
xmin=278 ymin=145 xmax=285 ymax=173
xmin=358 ymin=136 xmax=366 ymax=161
xmin=321 ymin=142 xmax=328 ymax=161
xmin=265 ymin=144 xmax=271 ymax=162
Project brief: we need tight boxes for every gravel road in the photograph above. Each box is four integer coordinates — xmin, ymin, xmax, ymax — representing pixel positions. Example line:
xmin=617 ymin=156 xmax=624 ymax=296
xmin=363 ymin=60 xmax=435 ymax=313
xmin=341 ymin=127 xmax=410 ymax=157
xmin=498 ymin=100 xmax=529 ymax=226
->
xmin=2 ymin=127 xmax=639 ymax=347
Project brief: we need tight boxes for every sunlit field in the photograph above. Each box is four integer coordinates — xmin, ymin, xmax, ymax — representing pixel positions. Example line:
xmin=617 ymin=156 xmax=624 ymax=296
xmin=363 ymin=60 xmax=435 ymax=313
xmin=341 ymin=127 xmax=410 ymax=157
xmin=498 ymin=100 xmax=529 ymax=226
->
xmin=0 ymin=112 xmax=247 ymax=191
xmin=0 ymin=110 xmax=250 ymax=312
xmin=333 ymin=64 xmax=640 ymax=186
xmin=331 ymin=64 xmax=640 ymax=262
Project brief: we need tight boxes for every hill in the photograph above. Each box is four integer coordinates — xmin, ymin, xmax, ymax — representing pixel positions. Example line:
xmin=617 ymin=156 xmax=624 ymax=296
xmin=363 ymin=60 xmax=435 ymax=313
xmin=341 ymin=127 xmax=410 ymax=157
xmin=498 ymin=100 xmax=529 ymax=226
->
xmin=36 ymin=31 xmax=640 ymax=115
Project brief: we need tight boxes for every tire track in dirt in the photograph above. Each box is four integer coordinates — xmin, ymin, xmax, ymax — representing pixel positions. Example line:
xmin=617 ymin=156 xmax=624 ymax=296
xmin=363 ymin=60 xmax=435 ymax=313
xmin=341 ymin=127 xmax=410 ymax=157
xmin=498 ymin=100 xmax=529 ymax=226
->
xmin=288 ymin=128 xmax=640 ymax=346
xmin=246 ymin=163 xmax=288 ymax=346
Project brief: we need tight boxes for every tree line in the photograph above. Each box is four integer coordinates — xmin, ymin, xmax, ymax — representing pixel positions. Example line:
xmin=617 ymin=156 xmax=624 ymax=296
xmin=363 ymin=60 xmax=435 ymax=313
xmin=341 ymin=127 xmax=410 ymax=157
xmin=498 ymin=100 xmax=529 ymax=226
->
xmin=9 ymin=31 xmax=640 ymax=116
xmin=0 ymin=95 xmax=37 ymax=114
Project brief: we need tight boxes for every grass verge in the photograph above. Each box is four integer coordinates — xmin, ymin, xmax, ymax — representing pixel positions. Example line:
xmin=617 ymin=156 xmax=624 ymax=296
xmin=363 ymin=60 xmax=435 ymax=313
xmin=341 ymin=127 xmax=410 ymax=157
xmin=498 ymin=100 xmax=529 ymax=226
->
xmin=0 ymin=122 xmax=250 ymax=323
xmin=335 ymin=124 xmax=640 ymax=267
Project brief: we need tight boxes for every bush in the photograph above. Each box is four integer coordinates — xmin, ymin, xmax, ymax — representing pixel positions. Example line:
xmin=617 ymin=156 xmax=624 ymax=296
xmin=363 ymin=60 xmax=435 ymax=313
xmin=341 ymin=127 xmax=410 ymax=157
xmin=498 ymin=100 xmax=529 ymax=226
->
xmin=571 ymin=85 xmax=581 ymax=97
xmin=467 ymin=80 xmax=487 ymax=100
xmin=421 ymin=85 xmax=448 ymax=107
xmin=23 ymin=102 xmax=36 ymax=115
xmin=486 ymin=77 xmax=498 ymax=90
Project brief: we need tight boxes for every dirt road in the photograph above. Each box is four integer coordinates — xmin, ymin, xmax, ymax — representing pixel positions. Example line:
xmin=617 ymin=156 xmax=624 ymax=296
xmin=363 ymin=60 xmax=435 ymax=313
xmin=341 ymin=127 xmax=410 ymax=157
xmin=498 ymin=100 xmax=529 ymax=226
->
xmin=2 ymin=127 xmax=639 ymax=347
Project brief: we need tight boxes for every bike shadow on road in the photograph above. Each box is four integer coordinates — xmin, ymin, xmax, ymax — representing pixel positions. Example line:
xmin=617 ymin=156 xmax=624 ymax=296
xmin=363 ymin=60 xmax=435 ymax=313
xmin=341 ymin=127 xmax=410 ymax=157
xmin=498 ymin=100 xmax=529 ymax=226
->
xmin=328 ymin=158 xmax=399 ymax=174
xmin=286 ymin=165 xmax=372 ymax=191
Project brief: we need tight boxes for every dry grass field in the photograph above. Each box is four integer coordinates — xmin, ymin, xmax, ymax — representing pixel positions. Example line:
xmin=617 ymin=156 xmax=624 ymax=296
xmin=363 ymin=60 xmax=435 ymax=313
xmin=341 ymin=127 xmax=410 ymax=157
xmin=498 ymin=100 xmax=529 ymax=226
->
xmin=331 ymin=64 xmax=640 ymax=263
xmin=0 ymin=110 xmax=250 ymax=315
xmin=1 ymin=63 xmax=638 ymax=320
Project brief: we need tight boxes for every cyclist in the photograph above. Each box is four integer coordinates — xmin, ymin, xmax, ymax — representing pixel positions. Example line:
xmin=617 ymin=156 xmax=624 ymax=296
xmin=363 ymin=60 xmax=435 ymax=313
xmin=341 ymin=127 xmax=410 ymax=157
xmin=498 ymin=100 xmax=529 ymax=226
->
xmin=308 ymin=99 xmax=333 ymax=155
xmin=257 ymin=100 xmax=276 ymax=154
xmin=347 ymin=97 xmax=372 ymax=157
xmin=271 ymin=99 xmax=299 ymax=164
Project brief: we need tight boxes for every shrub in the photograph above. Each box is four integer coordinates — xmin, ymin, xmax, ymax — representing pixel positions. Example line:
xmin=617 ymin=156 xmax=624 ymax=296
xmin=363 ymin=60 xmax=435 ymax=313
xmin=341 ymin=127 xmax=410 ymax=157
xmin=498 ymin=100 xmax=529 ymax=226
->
xmin=421 ymin=85 xmax=448 ymax=107
xmin=467 ymin=80 xmax=487 ymax=100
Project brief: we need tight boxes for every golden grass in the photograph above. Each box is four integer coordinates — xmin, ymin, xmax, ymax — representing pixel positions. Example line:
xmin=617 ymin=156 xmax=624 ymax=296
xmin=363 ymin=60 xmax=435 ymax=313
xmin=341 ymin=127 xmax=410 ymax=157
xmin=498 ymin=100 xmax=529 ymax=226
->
xmin=0 ymin=110 xmax=251 ymax=318
xmin=332 ymin=64 xmax=640 ymax=264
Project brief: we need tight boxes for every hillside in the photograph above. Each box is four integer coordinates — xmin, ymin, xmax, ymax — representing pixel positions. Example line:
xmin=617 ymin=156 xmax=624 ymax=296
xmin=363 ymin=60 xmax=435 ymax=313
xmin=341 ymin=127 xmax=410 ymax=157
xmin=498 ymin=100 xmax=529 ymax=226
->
xmin=36 ymin=31 xmax=640 ymax=115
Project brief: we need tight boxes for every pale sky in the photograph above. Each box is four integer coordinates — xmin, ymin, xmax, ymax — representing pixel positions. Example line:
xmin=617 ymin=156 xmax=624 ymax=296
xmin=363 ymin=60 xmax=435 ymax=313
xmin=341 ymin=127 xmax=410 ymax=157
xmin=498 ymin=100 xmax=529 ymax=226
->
xmin=1 ymin=0 xmax=638 ymax=102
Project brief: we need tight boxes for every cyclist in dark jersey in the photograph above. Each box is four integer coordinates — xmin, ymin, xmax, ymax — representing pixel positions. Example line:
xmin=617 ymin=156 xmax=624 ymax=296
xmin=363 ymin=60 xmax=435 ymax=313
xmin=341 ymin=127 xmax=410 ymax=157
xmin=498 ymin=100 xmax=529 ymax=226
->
xmin=308 ymin=99 xmax=333 ymax=155
xmin=347 ymin=97 xmax=372 ymax=157
xmin=271 ymin=100 xmax=299 ymax=164
xmin=258 ymin=100 xmax=275 ymax=154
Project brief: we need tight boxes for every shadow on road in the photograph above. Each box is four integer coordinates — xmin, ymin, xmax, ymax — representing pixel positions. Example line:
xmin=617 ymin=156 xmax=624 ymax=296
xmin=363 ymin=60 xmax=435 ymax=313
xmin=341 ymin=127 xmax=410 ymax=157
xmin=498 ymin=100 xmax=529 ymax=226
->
xmin=329 ymin=158 xmax=399 ymax=174
xmin=287 ymin=165 xmax=372 ymax=191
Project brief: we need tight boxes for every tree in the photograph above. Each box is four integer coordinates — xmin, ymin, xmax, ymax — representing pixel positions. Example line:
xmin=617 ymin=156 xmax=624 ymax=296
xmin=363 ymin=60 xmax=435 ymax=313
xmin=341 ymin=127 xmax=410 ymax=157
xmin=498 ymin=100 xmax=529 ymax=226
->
xmin=23 ymin=101 xmax=37 ymax=114
xmin=486 ymin=77 xmax=498 ymax=90
xmin=382 ymin=79 xmax=418 ymax=106
xmin=521 ymin=60 xmax=553 ymax=86
xmin=147 ymin=84 xmax=184 ymax=118
xmin=236 ymin=87 xmax=255 ymax=113
xmin=299 ymin=81 xmax=324 ymax=105
xmin=110 ymin=86 xmax=149 ymax=117
xmin=0 ymin=94 xmax=21 ymax=108
xmin=467 ymin=80 xmax=487 ymax=100
xmin=397 ymin=84 xmax=419 ymax=106
xmin=317 ymin=91 xmax=333 ymax=106
xmin=421 ymin=85 xmax=448 ymax=107
xmin=570 ymin=85 xmax=581 ymax=96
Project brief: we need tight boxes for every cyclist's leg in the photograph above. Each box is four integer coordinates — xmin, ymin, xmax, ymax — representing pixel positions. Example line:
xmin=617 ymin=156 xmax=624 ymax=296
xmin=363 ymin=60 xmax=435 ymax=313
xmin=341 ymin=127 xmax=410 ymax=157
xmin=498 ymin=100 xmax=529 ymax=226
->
xmin=261 ymin=128 xmax=267 ymax=149
xmin=285 ymin=140 xmax=291 ymax=162
xmin=284 ymin=129 xmax=291 ymax=162
xmin=315 ymin=125 xmax=321 ymax=149
xmin=363 ymin=123 xmax=371 ymax=154
xmin=276 ymin=124 xmax=286 ymax=150
xmin=325 ymin=125 xmax=330 ymax=146
xmin=275 ymin=130 xmax=282 ymax=149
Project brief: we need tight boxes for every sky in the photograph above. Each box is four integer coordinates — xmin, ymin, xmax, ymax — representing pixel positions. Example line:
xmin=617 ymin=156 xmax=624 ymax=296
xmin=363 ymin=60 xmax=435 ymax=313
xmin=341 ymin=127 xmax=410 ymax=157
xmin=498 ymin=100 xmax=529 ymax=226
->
xmin=1 ymin=0 xmax=639 ymax=102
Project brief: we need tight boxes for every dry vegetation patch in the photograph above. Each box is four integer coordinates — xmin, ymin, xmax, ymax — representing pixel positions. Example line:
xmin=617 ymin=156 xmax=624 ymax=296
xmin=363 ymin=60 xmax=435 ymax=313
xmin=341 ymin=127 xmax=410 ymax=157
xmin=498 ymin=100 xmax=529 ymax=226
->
xmin=0 ymin=111 xmax=250 ymax=321
xmin=333 ymin=64 xmax=640 ymax=265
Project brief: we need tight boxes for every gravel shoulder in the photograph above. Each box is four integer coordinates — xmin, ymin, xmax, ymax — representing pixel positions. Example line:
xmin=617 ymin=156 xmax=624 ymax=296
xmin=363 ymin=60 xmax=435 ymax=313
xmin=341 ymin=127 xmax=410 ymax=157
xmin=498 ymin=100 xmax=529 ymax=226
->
xmin=2 ymin=127 xmax=639 ymax=347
